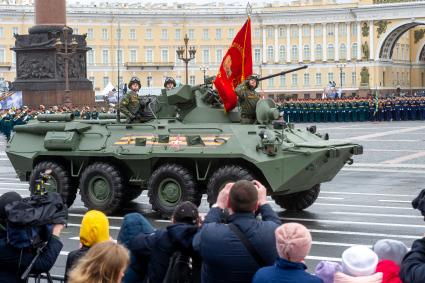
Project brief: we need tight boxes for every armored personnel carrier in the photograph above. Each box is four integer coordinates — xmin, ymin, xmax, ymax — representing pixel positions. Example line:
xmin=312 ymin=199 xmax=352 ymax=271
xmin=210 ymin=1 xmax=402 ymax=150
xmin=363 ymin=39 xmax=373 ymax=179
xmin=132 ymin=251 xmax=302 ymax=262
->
xmin=6 ymin=71 xmax=362 ymax=216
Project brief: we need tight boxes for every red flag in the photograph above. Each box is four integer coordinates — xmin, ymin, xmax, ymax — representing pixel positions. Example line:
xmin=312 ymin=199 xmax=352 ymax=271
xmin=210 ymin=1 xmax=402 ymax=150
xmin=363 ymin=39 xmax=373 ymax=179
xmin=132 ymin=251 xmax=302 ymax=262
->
xmin=214 ymin=18 xmax=252 ymax=112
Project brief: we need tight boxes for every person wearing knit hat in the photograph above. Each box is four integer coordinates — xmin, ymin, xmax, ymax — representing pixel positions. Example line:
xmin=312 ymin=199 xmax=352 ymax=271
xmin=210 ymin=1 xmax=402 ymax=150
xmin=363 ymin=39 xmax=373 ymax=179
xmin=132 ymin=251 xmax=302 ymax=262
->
xmin=332 ymin=245 xmax=383 ymax=283
xmin=341 ymin=245 xmax=379 ymax=277
xmin=400 ymin=234 xmax=425 ymax=283
xmin=253 ymin=223 xmax=323 ymax=283
xmin=375 ymin=260 xmax=402 ymax=283
xmin=315 ymin=261 xmax=343 ymax=283
xmin=64 ymin=210 xmax=110 ymax=281
xmin=373 ymin=239 xmax=408 ymax=266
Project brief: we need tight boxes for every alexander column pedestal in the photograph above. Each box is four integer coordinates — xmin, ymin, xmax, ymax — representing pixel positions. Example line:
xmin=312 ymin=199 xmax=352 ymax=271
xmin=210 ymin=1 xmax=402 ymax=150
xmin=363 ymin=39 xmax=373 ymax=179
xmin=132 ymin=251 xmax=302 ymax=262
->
xmin=12 ymin=0 xmax=94 ymax=108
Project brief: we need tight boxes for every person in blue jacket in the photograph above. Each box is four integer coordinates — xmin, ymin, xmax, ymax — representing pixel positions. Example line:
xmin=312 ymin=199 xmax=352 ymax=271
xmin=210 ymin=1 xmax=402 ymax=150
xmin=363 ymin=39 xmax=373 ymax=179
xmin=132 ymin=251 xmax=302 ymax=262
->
xmin=253 ymin=222 xmax=323 ymax=283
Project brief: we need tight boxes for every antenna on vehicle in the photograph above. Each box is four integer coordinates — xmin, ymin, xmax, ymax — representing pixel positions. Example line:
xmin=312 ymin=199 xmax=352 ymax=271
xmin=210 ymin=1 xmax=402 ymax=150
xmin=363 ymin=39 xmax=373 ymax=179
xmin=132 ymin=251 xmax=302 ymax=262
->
xmin=116 ymin=18 xmax=121 ymax=123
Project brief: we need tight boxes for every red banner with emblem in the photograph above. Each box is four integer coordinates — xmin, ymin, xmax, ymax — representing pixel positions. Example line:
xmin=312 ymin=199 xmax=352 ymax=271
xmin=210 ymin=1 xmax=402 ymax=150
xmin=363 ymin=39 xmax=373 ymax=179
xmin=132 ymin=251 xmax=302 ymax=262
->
xmin=214 ymin=17 xmax=252 ymax=112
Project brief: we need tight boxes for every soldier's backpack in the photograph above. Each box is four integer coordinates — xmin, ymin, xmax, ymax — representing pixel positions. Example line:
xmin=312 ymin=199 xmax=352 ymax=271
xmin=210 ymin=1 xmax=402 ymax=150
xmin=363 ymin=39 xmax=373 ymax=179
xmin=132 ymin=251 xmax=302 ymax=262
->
xmin=162 ymin=250 xmax=193 ymax=283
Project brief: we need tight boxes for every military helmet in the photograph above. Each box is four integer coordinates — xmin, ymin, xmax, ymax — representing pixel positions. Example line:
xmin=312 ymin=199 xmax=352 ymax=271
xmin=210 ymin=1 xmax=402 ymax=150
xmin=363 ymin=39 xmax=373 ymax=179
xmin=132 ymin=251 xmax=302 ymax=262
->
xmin=164 ymin=77 xmax=176 ymax=88
xmin=128 ymin=76 xmax=141 ymax=89
xmin=246 ymin=74 xmax=260 ymax=89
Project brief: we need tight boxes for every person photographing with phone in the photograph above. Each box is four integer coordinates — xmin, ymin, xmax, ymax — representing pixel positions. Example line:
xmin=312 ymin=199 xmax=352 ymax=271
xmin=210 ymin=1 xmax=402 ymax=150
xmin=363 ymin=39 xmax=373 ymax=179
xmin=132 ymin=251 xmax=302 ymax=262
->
xmin=192 ymin=180 xmax=281 ymax=283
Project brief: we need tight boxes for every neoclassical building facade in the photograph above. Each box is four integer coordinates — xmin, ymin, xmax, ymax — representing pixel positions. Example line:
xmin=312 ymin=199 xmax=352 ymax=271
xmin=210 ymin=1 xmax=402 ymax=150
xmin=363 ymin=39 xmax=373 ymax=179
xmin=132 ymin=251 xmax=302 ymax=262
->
xmin=0 ymin=0 xmax=424 ymax=98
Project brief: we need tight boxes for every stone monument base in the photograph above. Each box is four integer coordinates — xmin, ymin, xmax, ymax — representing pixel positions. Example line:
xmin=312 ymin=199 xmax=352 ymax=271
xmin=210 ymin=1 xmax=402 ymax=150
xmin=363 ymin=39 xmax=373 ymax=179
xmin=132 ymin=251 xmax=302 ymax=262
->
xmin=22 ymin=89 xmax=94 ymax=108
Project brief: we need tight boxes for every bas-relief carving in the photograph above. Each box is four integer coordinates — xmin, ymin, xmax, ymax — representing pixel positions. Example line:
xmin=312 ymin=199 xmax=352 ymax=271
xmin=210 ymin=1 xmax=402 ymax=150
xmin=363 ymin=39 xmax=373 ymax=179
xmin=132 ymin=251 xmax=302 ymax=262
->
xmin=362 ymin=22 xmax=369 ymax=37
xmin=16 ymin=53 xmax=55 ymax=79
xmin=56 ymin=52 xmax=86 ymax=79
xmin=361 ymin=42 xmax=370 ymax=59
xmin=360 ymin=67 xmax=370 ymax=86
xmin=414 ymin=29 xmax=425 ymax=44
xmin=374 ymin=20 xmax=391 ymax=38
xmin=14 ymin=33 xmax=56 ymax=49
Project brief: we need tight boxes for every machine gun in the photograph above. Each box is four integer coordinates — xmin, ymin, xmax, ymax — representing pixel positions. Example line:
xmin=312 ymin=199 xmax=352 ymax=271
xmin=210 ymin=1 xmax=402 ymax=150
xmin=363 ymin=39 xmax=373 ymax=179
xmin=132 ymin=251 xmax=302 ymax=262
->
xmin=258 ymin=65 xmax=308 ymax=82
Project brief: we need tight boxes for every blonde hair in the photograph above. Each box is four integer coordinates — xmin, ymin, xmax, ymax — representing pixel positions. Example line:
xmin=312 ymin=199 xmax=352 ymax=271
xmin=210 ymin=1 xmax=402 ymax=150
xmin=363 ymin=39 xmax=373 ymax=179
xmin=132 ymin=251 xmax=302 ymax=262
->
xmin=68 ymin=241 xmax=130 ymax=283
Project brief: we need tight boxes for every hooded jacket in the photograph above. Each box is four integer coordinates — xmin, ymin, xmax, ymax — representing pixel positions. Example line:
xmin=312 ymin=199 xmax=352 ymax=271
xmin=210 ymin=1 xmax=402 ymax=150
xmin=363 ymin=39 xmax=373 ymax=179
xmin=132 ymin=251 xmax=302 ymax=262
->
xmin=117 ymin=213 xmax=155 ymax=283
xmin=129 ymin=222 xmax=200 ymax=283
xmin=375 ymin=260 xmax=401 ymax=283
xmin=64 ymin=210 xmax=109 ymax=282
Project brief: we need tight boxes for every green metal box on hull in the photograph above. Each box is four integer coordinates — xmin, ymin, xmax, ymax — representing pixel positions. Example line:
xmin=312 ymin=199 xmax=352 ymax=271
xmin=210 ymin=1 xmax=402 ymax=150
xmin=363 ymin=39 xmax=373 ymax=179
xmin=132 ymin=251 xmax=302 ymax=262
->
xmin=6 ymin=81 xmax=363 ymax=216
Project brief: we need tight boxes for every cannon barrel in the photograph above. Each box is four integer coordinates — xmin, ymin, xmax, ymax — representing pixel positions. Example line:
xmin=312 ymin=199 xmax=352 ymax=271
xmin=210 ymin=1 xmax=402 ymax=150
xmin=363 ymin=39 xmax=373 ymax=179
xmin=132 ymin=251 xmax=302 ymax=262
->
xmin=37 ymin=113 xmax=74 ymax=122
xmin=258 ymin=65 xmax=308 ymax=82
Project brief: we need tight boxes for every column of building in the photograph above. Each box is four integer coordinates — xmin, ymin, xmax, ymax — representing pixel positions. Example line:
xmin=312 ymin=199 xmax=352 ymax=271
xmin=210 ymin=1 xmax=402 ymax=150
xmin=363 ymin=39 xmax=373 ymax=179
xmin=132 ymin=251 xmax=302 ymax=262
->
xmin=298 ymin=24 xmax=303 ymax=62
xmin=369 ymin=20 xmax=374 ymax=60
xmin=335 ymin=23 xmax=339 ymax=61
xmin=323 ymin=23 xmax=327 ymax=61
xmin=274 ymin=25 xmax=279 ymax=63
xmin=262 ymin=26 xmax=267 ymax=64
xmin=347 ymin=22 xmax=351 ymax=60
xmin=357 ymin=21 xmax=361 ymax=59
xmin=311 ymin=24 xmax=315 ymax=61
xmin=286 ymin=24 xmax=291 ymax=63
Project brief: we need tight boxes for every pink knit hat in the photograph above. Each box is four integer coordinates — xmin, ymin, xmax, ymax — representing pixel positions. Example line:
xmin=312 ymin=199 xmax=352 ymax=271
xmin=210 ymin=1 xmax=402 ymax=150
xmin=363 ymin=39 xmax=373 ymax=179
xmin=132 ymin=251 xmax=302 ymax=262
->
xmin=334 ymin=271 xmax=383 ymax=283
xmin=275 ymin=223 xmax=312 ymax=262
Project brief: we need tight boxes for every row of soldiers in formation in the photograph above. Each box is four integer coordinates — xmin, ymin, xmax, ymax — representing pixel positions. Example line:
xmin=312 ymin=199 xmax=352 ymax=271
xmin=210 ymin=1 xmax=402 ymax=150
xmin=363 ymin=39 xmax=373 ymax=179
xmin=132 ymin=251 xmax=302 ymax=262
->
xmin=0 ymin=105 xmax=115 ymax=140
xmin=278 ymin=97 xmax=425 ymax=123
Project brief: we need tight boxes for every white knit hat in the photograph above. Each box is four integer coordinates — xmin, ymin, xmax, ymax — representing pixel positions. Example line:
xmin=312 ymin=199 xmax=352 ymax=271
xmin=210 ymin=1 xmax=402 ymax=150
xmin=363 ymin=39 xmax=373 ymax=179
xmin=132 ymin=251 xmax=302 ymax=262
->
xmin=341 ymin=246 xmax=379 ymax=277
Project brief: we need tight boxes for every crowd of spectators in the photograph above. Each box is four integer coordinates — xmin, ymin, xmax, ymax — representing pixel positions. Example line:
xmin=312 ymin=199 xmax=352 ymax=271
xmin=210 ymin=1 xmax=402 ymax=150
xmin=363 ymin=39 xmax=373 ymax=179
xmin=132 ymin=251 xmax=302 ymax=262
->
xmin=1 ymin=180 xmax=425 ymax=283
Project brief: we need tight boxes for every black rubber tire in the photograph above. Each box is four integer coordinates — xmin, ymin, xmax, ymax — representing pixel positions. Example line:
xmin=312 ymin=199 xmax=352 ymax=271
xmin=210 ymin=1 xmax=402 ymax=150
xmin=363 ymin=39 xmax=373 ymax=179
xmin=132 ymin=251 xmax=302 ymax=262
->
xmin=79 ymin=162 xmax=124 ymax=215
xmin=206 ymin=165 xmax=254 ymax=207
xmin=148 ymin=163 xmax=198 ymax=217
xmin=121 ymin=185 xmax=143 ymax=203
xmin=272 ymin=184 xmax=320 ymax=211
xmin=29 ymin=161 xmax=76 ymax=208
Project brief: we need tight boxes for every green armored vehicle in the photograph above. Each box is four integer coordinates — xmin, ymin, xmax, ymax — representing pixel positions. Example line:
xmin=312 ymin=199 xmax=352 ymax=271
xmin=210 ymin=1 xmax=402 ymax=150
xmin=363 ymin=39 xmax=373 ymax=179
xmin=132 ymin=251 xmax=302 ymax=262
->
xmin=6 ymin=74 xmax=362 ymax=216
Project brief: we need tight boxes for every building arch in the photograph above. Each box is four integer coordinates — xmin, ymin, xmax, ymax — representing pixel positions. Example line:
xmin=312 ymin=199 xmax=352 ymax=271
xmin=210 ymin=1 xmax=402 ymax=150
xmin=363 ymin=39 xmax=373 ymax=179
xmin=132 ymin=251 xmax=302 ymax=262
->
xmin=376 ymin=19 xmax=425 ymax=60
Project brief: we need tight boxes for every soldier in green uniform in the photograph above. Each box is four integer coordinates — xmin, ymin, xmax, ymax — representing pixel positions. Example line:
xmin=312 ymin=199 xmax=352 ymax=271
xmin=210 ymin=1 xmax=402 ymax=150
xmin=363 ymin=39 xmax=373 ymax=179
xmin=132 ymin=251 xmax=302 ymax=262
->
xmin=315 ymin=101 xmax=321 ymax=122
xmin=164 ymin=77 xmax=177 ymax=91
xmin=120 ymin=77 xmax=143 ymax=123
xmin=235 ymin=74 xmax=260 ymax=124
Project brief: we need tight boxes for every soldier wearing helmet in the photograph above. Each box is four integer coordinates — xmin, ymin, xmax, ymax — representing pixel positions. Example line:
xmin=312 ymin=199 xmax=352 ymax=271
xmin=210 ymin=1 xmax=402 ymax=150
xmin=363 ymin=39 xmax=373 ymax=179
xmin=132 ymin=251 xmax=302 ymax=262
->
xmin=119 ymin=76 xmax=143 ymax=123
xmin=164 ymin=77 xmax=176 ymax=91
xmin=235 ymin=74 xmax=260 ymax=124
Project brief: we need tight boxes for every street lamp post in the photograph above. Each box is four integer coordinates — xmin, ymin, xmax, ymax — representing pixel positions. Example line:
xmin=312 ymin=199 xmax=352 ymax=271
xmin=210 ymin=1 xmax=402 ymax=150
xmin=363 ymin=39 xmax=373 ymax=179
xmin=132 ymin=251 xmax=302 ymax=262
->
xmin=336 ymin=63 xmax=346 ymax=96
xmin=200 ymin=65 xmax=209 ymax=81
xmin=55 ymin=26 xmax=78 ymax=106
xmin=176 ymin=34 xmax=196 ymax=85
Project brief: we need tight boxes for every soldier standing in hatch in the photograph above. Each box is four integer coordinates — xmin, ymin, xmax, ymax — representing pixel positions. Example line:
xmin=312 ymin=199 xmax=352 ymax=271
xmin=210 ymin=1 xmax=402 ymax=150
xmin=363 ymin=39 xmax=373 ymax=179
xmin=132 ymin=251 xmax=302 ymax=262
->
xmin=235 ymin=74 xmax=260 ymax=124
xmin=164 ymin=77 xmax=176 ymax=91
xmin=119 ymin=77 xmax=142 ymax=123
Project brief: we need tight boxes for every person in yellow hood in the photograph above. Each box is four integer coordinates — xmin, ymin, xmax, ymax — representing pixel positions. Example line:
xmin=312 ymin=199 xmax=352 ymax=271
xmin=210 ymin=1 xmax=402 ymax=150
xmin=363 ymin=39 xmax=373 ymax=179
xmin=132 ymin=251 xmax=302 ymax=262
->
xmin=64 ymin=210 xmax=110 ymax=282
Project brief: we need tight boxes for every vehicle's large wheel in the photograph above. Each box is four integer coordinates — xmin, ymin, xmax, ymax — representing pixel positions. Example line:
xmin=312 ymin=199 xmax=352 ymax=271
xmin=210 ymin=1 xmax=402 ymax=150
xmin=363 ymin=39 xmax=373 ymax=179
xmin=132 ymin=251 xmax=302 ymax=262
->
xmin=79 ymin=162 xmax=124 ymax=215
xmin=272 ymin=184 xmax=320 ymax=211
xmin=206 ymin=165 xmax=254 ymax=207
xmin=121 ymin=185 xmax=143 ymax=203
xmin=29 ymin=161 xmax=76 ymax=208
xmin=148 ymin=163 xmax=199 ymax=217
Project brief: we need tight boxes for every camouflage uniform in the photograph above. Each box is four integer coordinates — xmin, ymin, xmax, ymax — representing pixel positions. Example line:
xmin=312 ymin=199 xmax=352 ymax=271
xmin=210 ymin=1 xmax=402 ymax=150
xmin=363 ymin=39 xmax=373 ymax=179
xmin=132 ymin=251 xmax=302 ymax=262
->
xmin=235 ymin=80 xmax=260 ymax=124
xmin=119 ymin=90 xmax=142 ymax=123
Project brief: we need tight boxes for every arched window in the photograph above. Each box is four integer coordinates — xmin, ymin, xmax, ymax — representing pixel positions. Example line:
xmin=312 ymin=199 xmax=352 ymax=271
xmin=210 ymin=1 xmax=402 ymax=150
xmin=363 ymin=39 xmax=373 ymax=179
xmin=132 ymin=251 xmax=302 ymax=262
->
xmin=315 ymin=44 xmax=322 ymax=60
xmin=352 ymin=43 xmax=358 ymax=60
xmin=340 ymin=44 xmax=347 ymax=60
xmin=327 ymin=44 xmax=334 ymax=60
xmin=291 ymin=45 xmax=298 ymax=62
xmin=304 ymin=45 xmax=310 ymax=61
xmin=279 ymin=45 xmax=286 ymax=62
xmin=267 ymin=45 xmax=274 ymax=62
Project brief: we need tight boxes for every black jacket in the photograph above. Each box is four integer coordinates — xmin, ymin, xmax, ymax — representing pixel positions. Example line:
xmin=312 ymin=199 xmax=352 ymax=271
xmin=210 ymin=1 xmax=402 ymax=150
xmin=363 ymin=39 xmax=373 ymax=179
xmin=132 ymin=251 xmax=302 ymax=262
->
xmin=0 ymin=226 xmax=63 ymax=283
xmin=129 ymin=223 xmax=200 ymax=283
xmin=64 ymin=246 xmax=90 ymax=282
xmin=192 ymin=204 xmax=281 ymax=283
xmin=400 ymin=237 xmax=425 ymax=283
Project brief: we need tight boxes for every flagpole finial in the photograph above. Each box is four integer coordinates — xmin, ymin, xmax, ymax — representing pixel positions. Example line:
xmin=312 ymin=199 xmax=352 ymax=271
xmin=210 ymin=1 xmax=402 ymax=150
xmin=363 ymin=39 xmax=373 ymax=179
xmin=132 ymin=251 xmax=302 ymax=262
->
xmin=246 ymin=2 xmax=252 ymax=17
